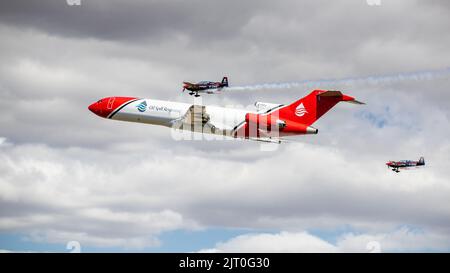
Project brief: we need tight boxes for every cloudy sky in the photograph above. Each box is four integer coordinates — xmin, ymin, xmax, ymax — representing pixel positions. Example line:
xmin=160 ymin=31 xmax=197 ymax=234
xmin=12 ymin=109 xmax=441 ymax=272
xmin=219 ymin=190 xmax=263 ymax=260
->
xmin=1 ymin=0 xmax=450 ymax=252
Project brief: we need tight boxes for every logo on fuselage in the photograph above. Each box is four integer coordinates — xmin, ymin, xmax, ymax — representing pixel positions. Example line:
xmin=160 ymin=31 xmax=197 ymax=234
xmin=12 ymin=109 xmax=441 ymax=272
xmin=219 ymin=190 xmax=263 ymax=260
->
xmin=295 ymin=103 xmax=308 ymax=117
xmin=137 ymin=101 xmax=147 ymax=112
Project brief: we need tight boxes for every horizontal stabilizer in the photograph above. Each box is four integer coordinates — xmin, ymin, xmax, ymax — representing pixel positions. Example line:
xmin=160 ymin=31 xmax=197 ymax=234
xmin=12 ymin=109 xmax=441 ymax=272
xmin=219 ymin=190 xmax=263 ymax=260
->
xmin=317 ymin=90 xmax=343 ymax=97
xmin=318 ymin=90 xmax=365 ymax=104
xmin=345 ymin=99 xmax=365 ymax=105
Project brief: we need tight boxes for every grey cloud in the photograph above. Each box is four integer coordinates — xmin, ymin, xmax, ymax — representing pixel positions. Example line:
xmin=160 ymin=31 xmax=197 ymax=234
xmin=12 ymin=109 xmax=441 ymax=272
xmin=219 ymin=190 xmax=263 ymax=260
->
xmin=0 ymin=0 xmax=267 ymax=42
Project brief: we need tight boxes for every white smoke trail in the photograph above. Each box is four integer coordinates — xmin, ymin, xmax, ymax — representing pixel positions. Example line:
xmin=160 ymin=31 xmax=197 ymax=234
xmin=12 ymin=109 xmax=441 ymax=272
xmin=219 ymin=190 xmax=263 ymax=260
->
xmin=226 ymin=67 xmax=450 ymax=91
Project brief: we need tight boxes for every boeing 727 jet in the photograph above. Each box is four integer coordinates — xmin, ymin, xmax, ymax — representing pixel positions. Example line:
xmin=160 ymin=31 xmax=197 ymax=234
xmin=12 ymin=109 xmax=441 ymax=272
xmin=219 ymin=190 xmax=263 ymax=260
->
xmin=88 ymin=90 xmax=364 ymax=143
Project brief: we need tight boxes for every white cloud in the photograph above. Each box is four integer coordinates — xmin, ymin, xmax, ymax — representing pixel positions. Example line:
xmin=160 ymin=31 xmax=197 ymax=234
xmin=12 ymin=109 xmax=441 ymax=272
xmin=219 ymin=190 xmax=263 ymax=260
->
xmin=200 ymin=232 xmax=337 ymax=253
xmin=336 ymin=227 xmax=450 ymax=252
xmin=1 ymin=135 xmax=450 ymax=249
xmin=26 ymin=230 xmax=161 ymax=249
xmin=200 ymin=228 xmax=450 ymax=253
xmin=0 ymin=144 xmax=196 ymax=248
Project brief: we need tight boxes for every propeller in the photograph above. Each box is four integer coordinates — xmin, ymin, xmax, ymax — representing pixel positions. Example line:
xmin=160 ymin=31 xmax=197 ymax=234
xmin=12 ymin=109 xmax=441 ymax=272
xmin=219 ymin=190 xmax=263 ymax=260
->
xmin=182 ymin=82 xmax=190 ymax=92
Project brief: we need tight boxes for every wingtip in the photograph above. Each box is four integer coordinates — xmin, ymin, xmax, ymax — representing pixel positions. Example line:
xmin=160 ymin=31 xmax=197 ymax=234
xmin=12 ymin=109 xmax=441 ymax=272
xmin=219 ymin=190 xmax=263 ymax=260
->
xmin=353 ymin=100 xmax=366 ymax=105
xmin=346 ymin=99 xmax=365 ymax=105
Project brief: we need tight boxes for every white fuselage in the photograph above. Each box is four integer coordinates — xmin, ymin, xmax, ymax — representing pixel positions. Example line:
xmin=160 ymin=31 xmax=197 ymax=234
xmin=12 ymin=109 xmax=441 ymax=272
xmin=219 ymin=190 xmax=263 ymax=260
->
xmin=111 ymin=99 xmax=252 ymax=136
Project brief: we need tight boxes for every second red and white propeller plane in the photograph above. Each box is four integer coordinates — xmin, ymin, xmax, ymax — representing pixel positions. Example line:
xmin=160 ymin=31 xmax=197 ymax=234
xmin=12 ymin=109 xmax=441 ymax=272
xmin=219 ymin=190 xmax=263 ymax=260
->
xmin=88 ymin=90 xmax=364 ymax=143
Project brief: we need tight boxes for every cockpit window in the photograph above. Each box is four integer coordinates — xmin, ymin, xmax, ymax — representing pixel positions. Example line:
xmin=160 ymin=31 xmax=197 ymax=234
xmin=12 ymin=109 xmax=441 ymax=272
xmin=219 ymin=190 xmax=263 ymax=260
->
xmin=97 ymin=99 xmax=103 ymax=103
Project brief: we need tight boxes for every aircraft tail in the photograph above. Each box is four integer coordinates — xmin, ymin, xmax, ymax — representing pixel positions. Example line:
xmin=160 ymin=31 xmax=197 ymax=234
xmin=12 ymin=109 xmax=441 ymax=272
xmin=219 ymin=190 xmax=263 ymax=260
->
xmin=419 ymin=156 xmax=425 ymax=165
xmin=273 ymin=90 xmax=364 ymax=126
xmin=222 ymin=76 xmax=229 ymax=87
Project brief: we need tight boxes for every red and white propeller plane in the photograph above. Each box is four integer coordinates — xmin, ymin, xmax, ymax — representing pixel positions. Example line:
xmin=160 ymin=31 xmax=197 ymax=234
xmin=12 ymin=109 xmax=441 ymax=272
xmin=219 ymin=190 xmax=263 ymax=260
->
xmin=88 ymin=90 xmax=364 ymax=143
xmin=386 ymin=157 xmax=425 ymax=173
xmin=182 ymin=76 xmax=229 ymax=97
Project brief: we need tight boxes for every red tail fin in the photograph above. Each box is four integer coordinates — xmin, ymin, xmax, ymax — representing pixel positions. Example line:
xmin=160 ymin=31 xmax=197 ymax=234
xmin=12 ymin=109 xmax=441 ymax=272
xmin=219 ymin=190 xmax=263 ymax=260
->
xmin=273 ymin=90 xmax=362 ymax=126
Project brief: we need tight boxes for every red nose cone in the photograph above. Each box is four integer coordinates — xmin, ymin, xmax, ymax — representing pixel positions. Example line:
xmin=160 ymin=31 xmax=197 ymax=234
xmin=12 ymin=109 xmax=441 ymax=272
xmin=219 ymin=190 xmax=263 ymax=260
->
xmin=88 ymin=97 xmax=139 ymax=119
xmin=88 ymin=101 xmax=104 ymax=117
xmin=88 ymin=102 xmax=96 ymax=113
